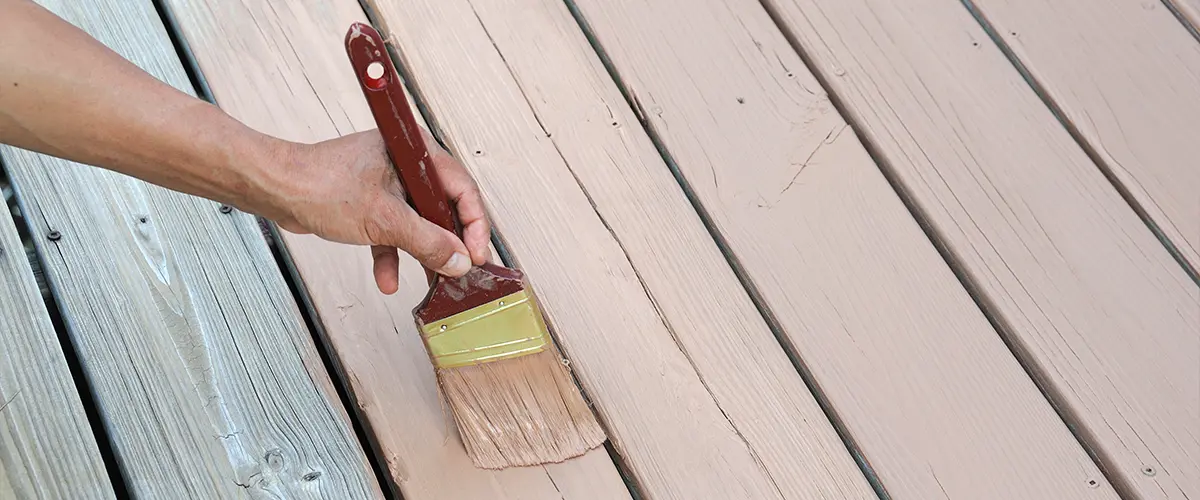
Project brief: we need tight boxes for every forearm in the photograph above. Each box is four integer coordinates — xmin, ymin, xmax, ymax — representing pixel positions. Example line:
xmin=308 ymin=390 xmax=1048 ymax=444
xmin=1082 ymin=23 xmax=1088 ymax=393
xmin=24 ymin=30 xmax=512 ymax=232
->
xmin=0 ymin=0 xmax=293 ymax=218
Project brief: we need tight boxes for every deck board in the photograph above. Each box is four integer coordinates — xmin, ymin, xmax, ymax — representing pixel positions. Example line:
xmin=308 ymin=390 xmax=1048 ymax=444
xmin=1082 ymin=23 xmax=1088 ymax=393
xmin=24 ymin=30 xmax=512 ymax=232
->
xmin=961 ymin=0 xmax=1200 ymax=492
xmin=366 ymin=0 xmax=880 ymax=497
xmin=0 ymin=203 xmax=114 ymax=499
xmin=560 ymin=0 xmax=1124 ymax=498
xmin=159 ymin=0 xmax=631 ymax=498
xmin=969 ymin=0 xmax=1200 ymax=273
xmin=763 ymin=0 xmax=1200 ymax=497
xmin=1 ymin=1 xmax=381 ymax=497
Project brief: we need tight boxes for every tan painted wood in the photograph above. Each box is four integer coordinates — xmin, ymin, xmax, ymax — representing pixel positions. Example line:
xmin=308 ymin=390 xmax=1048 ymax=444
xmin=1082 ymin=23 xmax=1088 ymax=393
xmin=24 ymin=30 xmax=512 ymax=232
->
xmin=559 ymin=0 xmax=1125 ymax=498
xmin=0 ymin=1 xmax=382 ymax=497
xmin=160 ymin=0 xmax=631 ymax=498
xmin=0 ymin=206 xmax=115 ymax=499
xmin=365 ymin=0 xmax=881 ymax=497
xmin=970 ymin=0 xmax=1200 ymax=272
xmin=763 ymin=0 xmax=1200 ymax=498
xmin=964 ymin=0 xmax=1200 ymax=494
xmin=371 ymin=0 xmax=1117 ymax=498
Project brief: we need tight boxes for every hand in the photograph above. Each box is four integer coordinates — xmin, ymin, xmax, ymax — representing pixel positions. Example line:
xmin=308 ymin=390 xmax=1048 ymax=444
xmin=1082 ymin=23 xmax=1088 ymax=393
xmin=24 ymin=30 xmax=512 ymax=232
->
xmin=270 ymin=128 xmax=492 ymax=295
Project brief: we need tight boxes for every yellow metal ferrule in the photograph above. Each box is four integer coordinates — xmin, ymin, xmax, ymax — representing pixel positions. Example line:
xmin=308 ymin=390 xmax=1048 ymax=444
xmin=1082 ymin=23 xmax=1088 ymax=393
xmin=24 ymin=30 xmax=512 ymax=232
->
xmin=419 ymin=289 xmax=549 ymax=369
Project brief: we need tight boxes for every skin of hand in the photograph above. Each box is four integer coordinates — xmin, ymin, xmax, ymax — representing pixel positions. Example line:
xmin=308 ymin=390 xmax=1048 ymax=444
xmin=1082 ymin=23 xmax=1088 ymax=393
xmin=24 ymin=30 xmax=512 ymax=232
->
xmin=0 ymin=0 xmax=490 ymax=294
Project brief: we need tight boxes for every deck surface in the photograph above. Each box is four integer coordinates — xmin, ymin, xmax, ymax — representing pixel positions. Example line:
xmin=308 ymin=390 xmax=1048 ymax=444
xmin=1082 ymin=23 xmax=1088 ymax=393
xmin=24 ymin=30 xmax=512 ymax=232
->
xmin=1 ymin=0 xmax=1196 ymax=499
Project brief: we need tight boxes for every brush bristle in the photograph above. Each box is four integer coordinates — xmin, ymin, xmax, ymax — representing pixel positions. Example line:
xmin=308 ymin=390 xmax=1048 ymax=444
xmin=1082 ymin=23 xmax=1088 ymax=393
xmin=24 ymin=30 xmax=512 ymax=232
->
xmin=437 ymin=345 xmax=606 ymax=469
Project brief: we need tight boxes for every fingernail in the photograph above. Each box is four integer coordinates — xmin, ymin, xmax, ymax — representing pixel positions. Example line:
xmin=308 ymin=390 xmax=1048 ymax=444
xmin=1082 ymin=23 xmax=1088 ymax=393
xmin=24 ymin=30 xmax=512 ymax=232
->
xmin=438 ymin=252 xmax=470 ymax=276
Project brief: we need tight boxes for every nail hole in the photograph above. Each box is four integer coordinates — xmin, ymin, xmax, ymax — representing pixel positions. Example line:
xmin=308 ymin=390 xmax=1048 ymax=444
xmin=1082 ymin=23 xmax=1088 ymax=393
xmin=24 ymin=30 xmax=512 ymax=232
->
xmin=219 ymin=205 xmax=233 ymax=214
xmin=736 ymin=97 xmax=745 ymax=104
xmin=47 ymin=230 xmax=62 ymax=241
xmin=1087 ymin=479 xmax=1099 ymax=488
xmin=611 ymin=121 xmax=619 ymax=126
xmin=473 ymin=150 xmax=483 ymax=156
xmin=138 ymin=216 xmax=148 ymax=224
xmin=786 ymin=72 xmax=794 ymax=78
xmin=1143 ymin=467 xmax=1156 ymax=476
xmin=302 ymin=471 xmax=321 ymax=482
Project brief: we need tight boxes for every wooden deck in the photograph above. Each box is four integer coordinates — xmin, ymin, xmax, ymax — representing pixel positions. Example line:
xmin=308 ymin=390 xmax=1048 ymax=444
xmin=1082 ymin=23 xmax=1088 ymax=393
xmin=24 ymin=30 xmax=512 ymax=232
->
xmin=1 ymin=0 xmax=1196 ymax=498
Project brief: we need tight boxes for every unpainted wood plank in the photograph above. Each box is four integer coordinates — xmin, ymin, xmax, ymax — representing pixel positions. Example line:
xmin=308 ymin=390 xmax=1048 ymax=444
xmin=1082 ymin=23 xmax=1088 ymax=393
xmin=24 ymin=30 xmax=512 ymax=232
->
xmin=560 ymin=0 xmax=1124 ymax=498
xmin=0 ymin=205 xmax=115 ymax=499
xmin=969 ymin=0 xmax=1200 ymax=273
xmin=1 ymin=1 xmax=382 ymax=497
xmin=160 ymin=0 xmax=631 ymax=498
xmin=762 ymin=0 xmax=1200 ymax=498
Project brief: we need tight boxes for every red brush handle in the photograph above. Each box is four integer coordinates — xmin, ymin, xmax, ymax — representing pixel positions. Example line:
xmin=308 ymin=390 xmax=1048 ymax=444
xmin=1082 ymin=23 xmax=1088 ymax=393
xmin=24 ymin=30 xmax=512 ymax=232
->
xmin=344 ymin=23 xmax=458 ymax=236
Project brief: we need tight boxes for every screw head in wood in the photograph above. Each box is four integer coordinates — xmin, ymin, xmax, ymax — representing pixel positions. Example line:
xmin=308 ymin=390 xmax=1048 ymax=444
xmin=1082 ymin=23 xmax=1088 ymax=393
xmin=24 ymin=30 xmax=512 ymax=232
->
xmin=1143 ymin=467 xmax=1156 ymax=477
xmin=219 ymin=205 xmax=233 ymax=214
xmin=46 ymin=230 xmax=62 ymax=241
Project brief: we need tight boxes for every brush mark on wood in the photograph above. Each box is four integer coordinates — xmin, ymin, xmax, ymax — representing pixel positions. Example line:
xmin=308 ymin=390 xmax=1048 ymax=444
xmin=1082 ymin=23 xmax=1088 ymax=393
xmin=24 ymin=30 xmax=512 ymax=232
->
xmin=763 ymin=0 xmax=1200 ymax=497
xmin=161 ymin=0 xmax=630 ymax=497
xmin=1 ymin=1 xmax=382 ymax=498
xmin=564 ymin=0 xmax=1124 ymax=497
xmin=0 ymin=212 xmax=115 ymax=499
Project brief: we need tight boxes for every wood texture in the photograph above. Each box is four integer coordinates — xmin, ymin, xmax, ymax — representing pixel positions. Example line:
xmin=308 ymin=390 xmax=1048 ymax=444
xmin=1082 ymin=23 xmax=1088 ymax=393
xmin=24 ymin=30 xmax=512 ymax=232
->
xmin=560 ymin=0 xmax=1124 ymax=498
xmin=366 ymin=0 xmax=883 ymax=497
xmin=0 ymin=205 xmax=114 ymax=499
xmin=1 ymin=1 xmax=381 ymax=497
xmin=161 ymin=0 xmax=632 ymax=498
xmin=969 ymin=0 xmax=1200 ymax=272
xmin=762 ymin=0 xmax=1200 ymax=497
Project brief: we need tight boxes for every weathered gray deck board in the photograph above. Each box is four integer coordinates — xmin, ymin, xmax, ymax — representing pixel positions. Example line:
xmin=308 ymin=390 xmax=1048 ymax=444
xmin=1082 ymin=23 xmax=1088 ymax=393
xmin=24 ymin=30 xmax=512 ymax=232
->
xmin=0 ymin=1 xmax=382 ymax=498
xmin=0 ymin=203 xmax=115 ymax=499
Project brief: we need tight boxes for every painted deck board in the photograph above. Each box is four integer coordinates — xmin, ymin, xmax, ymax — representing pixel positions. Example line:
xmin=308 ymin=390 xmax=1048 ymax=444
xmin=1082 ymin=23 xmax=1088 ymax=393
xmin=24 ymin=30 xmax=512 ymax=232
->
xmin=970 ymin=0 xmax=1200 ymax=273
xmin=369 ymin=0 xmax=1117 ymax=498
xmin=258 ymin=0 xmax=865 ymax=495
xmin=160 ymin=0 xmax=631 ymax=498
xmin=560 ymin=0 xmax=1124 ymax=498
xmin=365 ymin=0 xmax=879 ymax=497
xmin=0 ymin=204 xmax=114 ymax=499
xmin=762 ymin=0 xmax=1200 ymax=498
xmin=961 ymin=0 xmax=1200 ymax=493
xmin=1 ymin=1 xmax=381 ymax=497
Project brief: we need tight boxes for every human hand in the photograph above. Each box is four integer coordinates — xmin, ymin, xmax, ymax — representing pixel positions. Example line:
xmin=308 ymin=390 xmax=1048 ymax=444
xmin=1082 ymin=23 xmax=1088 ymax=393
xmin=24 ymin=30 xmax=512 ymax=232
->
xmin=269 ymin=128 xmax=491 ymax=294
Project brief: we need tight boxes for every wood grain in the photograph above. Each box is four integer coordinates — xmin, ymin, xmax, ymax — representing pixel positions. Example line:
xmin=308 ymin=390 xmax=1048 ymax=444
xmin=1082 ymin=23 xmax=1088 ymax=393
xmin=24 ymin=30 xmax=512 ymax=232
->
xmin=0 ymin=203 xmax=114 ymax=499
xmin=160 ymin=0 xmax=632 ymax=498
xmin=365 ymin=0 xmax=881 ymax=497
xmin=561 ymin=0 xmax=1125 ymax=498
xmin=1 ymin=1 xmax=381 ymax=497
xmin=969 ymin=0 xmax=1200 ymax=273
xmin=762 ymin=0 xmax=1200 ymax=497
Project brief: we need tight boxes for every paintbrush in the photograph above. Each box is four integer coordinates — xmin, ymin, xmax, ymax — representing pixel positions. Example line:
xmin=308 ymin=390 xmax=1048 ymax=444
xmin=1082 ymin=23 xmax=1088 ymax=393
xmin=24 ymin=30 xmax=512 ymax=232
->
xmin=344 ymin=22 xmax=606 ymax=469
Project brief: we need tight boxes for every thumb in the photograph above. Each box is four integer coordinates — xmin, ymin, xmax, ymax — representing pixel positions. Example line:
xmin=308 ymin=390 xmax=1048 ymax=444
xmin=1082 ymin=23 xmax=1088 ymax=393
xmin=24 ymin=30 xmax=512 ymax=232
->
xmin=369 ymin=199 xmax=472 ymax=277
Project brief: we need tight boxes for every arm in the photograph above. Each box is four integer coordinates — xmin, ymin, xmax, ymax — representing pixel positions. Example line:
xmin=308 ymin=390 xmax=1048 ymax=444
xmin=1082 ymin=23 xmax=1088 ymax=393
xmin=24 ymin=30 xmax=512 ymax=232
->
xmin=0 ymin=0 xmax=491 ymax=293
